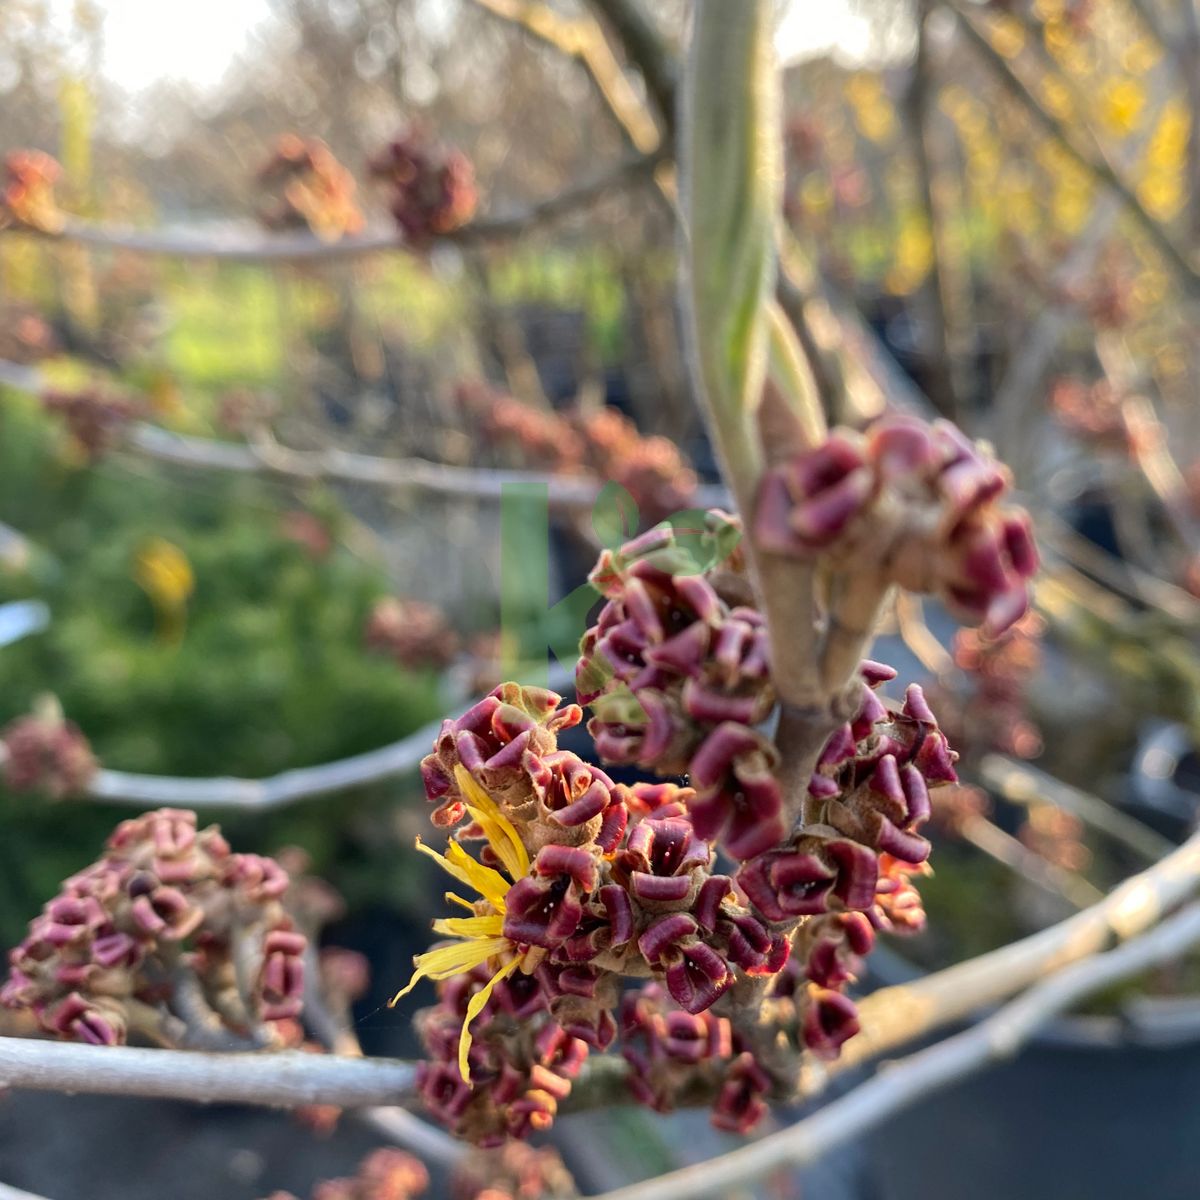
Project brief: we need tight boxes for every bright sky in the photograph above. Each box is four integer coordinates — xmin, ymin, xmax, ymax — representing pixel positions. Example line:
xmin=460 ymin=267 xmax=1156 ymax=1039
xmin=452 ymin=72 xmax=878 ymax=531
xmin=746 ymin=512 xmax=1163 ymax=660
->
xmin=93 ymin=0 xmax=273 ymax=93
xmin=69 ymin=0 xmax=877 ymax=95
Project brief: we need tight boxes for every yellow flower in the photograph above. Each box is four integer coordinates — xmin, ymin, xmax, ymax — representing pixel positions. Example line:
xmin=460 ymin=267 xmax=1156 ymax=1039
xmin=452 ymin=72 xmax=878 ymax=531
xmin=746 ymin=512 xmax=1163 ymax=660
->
xmin=133 ymin=538 xmax=194 ymax=644
xmin=389 ymin=765 xmax=535 ymax=1083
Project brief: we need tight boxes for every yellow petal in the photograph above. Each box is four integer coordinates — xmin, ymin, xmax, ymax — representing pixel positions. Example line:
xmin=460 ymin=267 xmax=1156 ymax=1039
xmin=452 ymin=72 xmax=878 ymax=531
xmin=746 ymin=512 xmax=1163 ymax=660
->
xmin=445 ymin=841 xmax=511 ymax=906
xmin=454 ymin=765 xmax=530 ymax=880
xmin=415 ymin=837 xmax=508 ymax=906
xmin=444 ymin=891 xmax=476 ymax=912
xmin=432 ymin=914 xmax=505 ymax=938
xmin=386 ymin=937 xmax=508 ymax=1006
xmin=459 ymin=958 xmax=520 ymax=1083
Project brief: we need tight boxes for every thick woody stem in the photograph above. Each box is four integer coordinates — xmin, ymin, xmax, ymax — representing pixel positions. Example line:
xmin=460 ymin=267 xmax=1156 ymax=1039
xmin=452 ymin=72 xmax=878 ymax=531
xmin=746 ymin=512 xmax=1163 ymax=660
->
xmin=0 ymin=1038 xmax=417 ymax=1107
xmin=583 ymin=901 xmax=1200 ymax=1200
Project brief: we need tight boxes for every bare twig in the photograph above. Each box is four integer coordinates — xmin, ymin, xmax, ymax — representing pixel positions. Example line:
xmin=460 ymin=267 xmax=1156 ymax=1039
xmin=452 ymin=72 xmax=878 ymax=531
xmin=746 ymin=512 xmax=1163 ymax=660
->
xmin=360 ymin=1107 xmax=466 ymax=1168
xmin=470 ymin=0 xmax=661 ymax=154
xmin=1036 ymin=512 xmax=1200 ymax=624
xmin=902 ymin=0 xmax=960 ymax=422
xmin=124 ymin=423 xmax=606 ymax=509
xmin=979 ymin=754 xmax=1176 ymax=864
xmin=893 ymin=590 xmax=954 ymax=676
xmin=3 ymin=152 xmax=663 ymax=262
xmin=0 ymin=1038 xmax=416 ymax=1108
xmin=956 ymin=811 xmax=1104 ymax=909
xmin=81 ymin=662 xmax=575 ymax=809
xmin=585 ymin=902 xmax=1200 ymax=1200
xmin=0 ymin=360 xmax=726 ymax=513
xmin=586 ymin=0 xmax=677 ymax=130
xmin=992 ymin=194 xmax=1123 ymax=480
xmin=83 ymin=714 xmax=442 ymax=809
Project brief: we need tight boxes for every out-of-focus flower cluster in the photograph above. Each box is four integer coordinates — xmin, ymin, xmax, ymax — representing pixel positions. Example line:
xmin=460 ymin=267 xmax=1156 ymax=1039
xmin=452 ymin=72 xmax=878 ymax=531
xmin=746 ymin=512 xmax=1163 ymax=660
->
xmin=0 ymin=301 xmax=56 ymax=364
xmin=456 ymin=381 xmax=697 ymax=521
xmin=369 ymin=128 xmax=477 ymax=244
xmin=1 ymin=149 xmax=64 ymax=233
xmin=933 ymin=612 xmax=1044 ymax=761
xmin=263 ymin=1144 xmax=578 ymax=1200
xmin=40 ymin=385 xmax=140 ymax=461
xmin=450 ymin=1143 xmax=577 ymax=1200
xmin=2 ymin=809 xmax=305 ymax=1048
xmin=281 ymin=510 xmax=336 ymax=561
xmin=257 ymin=135 xmax=364 ymax=243
xmin=1049 ymin=376 xmax=1136 ymax=454
xmin=365 ymin=597 xmax=461 ymax=671
xmin=755 ymin=413 xmax=1038 ymax=635
xmin=262 ymin=1149 xmax=429 ymax=1200
xmin=216 ymin=387 xmax=279 ymax=437
xmin=1 ymin=708 xmax=97 ymax=799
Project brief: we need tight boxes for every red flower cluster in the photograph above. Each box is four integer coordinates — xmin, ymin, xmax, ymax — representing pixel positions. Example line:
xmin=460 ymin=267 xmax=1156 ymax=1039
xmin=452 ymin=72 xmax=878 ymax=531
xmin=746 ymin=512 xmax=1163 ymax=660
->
xmin=1 ymin=809 xmax=305 ymax=1047
xmin=577 ymin=516 xmax=783 ymax=859
xmin=755 ymin=414 xmax=1038 ymax=635
xmin=265 ymin=1144 xmax=577 ymax=1200
xmin=730 ymin=673 xmax=950 ymax=1057
xmin=409 ymin=681 xmax=796 ymax=1138
xmin=2 ymin=711 xmax=97 ymax=799
xmin=257 ymin=135 xmax=364 ymax=243
xmin=369 ymin=129 xmax=477 ymax=243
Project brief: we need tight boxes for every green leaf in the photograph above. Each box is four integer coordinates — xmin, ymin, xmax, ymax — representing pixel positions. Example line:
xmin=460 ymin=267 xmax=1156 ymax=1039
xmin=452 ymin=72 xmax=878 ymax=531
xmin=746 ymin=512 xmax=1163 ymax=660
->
xmin=591 ymin=481 xmax=641 ymax=549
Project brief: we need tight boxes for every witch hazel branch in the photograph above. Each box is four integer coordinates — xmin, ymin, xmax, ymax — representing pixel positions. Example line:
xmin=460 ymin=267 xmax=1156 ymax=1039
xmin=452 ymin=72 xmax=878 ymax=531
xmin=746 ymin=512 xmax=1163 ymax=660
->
xmin=0 ymin=0 xmax=1040 ymax=1169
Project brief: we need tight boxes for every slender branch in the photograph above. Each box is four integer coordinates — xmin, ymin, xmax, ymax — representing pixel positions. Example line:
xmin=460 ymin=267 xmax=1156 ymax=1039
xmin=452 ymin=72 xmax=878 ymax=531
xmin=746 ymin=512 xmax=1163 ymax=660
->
xmin=79 ymin=663 xmax=574 ymax=809
xmin=990 ymin=196 xmax=1120 ymax=479
xmin=903 ymin=0 xmax=960 ymax=422
xmin=584 ymin=902 xmax=1200 ymax=1200
xmin=0 ymin=1038 xmax=416 ymax=1108
xmin=82 ymin=714 xmax=441 ymax=809
xmin=1113 ymin=388 xmax=1200 ymax=557
xmin=1037 ymin=511 xmax=1200 ymax=624
xmin=123 ymin=423 xmax=605 ymax=509
xmin=956 ymin=811 xmax=1104 ymax=909
xmin=2 ymin=152 xmax=663 ymax=262
xmin=0 ymin=360 xmax=726 ymax=513
xmin=978 ymin=754 xmax=1176 ymax=864
xmin=470 ymin=0 xmax=661 ymax=153
xmin=893 ymin=590 xmax=954 ymax=676
xmin=950 ymin=5 xmax=1200 ymax=295
xmin=586 ymin=0 xmax=678 ymax=131
xmin=360 ymin=1107 xmax=466 ymax=1168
